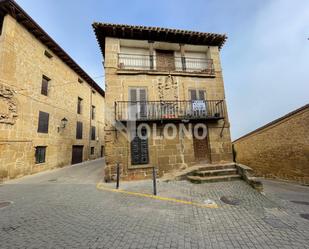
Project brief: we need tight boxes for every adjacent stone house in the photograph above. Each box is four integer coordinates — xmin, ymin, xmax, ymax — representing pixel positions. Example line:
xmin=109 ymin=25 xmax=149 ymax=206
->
xmin=93 ymin=23 xmax=233 ymax=180
xmin=0 ymin=0 xmax=105 ymax=180
xmin=233 ymin=104 xmax=309 ymax=184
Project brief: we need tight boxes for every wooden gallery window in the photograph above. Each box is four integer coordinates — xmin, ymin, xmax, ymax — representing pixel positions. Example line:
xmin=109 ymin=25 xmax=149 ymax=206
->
xmin=35 ymin=146 xmax=46 ymax=164
xmin=41 ymin=75 xmax=50 ymax=96
xmin=91 ymin=126 xmax=96 ymax=140
xmin=130 ymin=128 xmax=149 ymax=165
xmin=76 ymin=121 xmax=83 ymax=139
xmin=37 ymin=111 xmax=49 ymax=133
xmin=77 ymin=97 xmax=83 ymax=114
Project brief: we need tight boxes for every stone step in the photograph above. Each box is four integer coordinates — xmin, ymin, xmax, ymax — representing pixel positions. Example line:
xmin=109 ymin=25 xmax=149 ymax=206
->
xmin=196 ymin=164 xmax=236 ymax=171
xmin=193 ymin=168 xmax=238 ymax=177
xmin=187 ymin=174 xmax=241 ymax=184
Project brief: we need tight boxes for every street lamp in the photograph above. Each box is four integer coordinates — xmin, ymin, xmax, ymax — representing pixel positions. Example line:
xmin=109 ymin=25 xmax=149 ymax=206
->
xmin=58 ymin=117 xmax=68 ymax=132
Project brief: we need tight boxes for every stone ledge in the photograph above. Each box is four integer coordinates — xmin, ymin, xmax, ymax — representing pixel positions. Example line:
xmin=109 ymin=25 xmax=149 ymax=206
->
xmin=235 ymin=163 xmax=263 ymax=192
xmin=116 ymin=69 xmax=217 ymax=78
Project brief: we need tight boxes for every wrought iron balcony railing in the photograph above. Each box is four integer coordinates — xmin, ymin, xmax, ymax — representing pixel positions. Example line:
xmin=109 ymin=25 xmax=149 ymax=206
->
xmin=118 ymin=53 xmax=214 ymax=74
xmin=115 ymin=100 xmax=225 ymax=122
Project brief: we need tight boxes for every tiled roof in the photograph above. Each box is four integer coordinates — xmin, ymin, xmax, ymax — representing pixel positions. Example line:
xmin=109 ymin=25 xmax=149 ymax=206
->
xmin=0 ymin=0 xmax=105 ymax=97
xmin=92 ymin=22 xmax=227 ymax=57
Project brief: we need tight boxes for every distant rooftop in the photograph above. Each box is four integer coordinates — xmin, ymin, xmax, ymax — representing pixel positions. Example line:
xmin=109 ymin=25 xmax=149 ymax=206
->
xmin=92 ymin=22 xmax=227 ymax=57
xmin=0 ymin=0 xmax=104 ymax=97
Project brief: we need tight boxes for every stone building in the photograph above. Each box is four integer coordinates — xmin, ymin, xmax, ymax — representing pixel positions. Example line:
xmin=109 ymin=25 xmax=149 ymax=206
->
xmin=93 ymin=23 xmax=233 ymax=180
xmin=233 ymin=104 xmax=309 ymax=184
xmin=0 ymin=0 xmax=105 ymax=180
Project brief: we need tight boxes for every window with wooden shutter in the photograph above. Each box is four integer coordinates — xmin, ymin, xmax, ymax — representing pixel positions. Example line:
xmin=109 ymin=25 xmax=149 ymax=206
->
xmin=189 ymin=89 xmax=197 ymax=100
xmin=130 ymin=128 xmax=149 ymax=165
xmin=41 ymin=76 xmax=50 ymax=96
xmin=76 ymin=121 xmax=83 ymax=139
xmin=91 ymin=126 xmax=96 ymax=140
xmin=129 ymin=88 xmax=147 ymax=120
xmin=91 ymin=105 xmax=95 ymax=120
xmin=77 ymin=97 xmax=82 ymax=114
xmin=37 ymin=111 xmax=49 ymax=133
xmin=35 ymin=146 xmax=47 ymax=164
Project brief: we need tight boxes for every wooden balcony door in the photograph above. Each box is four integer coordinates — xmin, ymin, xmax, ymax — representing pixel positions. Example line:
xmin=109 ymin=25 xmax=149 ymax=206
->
xmin=189 ymin=89 xmax=207 ymax=117
xmin=193 ymin=126 xmax=210 ymax=162
xmin=129 ymin=88 xmax=147 ymax=120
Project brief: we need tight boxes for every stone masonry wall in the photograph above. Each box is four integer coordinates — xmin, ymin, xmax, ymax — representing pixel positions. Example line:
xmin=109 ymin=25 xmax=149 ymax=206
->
xmin=233 ymin=106 xmax=309 ymax=184
xmin=0 ymin=15 xmax=105 ymax=180
xmin=104 ymin=37 xmax=233 ymax=181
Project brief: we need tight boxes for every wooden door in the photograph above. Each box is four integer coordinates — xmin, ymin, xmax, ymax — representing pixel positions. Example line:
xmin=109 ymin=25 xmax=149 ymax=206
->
xmin=72 ymin=145 xmax=83 ymax=164
xmin=193 ymin=126 xmax=210 ymax=162
xmin=156 ymin=50 xmax=175 ymax=71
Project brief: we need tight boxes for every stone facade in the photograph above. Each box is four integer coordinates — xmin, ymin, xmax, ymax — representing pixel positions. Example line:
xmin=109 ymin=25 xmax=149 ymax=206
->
xmin=233 ymin=104 xmax=309 ymax=184
xmin=102 ymin=35 xmax=233 ymax=181
xmin=0 ymin=14 xmax=105 ymax=180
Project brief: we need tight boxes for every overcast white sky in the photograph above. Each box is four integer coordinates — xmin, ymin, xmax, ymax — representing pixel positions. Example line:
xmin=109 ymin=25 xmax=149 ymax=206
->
xmin=16 ymin=0 xmax=309 ymax=139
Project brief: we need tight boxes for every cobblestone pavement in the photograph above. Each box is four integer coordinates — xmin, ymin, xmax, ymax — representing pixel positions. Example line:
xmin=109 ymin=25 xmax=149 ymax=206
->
xmin=0 ymin=160 xmax=309 ymax=249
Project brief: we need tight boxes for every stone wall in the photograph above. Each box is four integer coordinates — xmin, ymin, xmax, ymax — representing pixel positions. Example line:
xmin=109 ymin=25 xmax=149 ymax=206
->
xmin=0 ymin=15 xmax=105 ymax=180
xmin=233 ymin=105 xmax=309 ymax=184
xmin=104 ymin=37 xmax=233 ymax=181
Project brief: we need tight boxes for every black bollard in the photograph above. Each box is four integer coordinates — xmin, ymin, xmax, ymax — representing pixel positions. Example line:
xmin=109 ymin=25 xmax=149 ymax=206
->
xmin=152 ymin=167 xmax=157 ymax=195
xmin=116 ymin=163 xmax=120 ymax=189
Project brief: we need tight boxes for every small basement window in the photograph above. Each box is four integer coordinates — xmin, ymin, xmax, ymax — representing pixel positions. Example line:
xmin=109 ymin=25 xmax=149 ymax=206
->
xmin=44 ymin=50 xmax=53 ymax=59
xmin=90 ymin=147 xmax=94 ymax=155
xmin=35 ymin=146 xmax=46 ymax=164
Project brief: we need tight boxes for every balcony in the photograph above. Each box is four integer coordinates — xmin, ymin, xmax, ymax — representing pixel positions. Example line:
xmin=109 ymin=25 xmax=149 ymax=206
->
xmin=117 ymin=53 xmax=215 ymax=75
xmin=115 ymin=100 xmax=225 ymax=122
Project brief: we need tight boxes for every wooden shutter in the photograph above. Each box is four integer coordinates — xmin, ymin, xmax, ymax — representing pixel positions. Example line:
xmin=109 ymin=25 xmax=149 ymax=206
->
xmin=129 ymin=88 xmax=137 ymax=120
xmin=41 ymin=76 xmax=49 ymax=96
xmin=130 ymin=129 xmax=149 ymax=165
xmin=190 ymin=90 xmax=197 ymax=100
xmin=198 ymin=90 xmax=205 ymax=100
xmin=76 ymin=122 xmax=83 ymax=139
xmin=35 ymin=146 xmax=46 ymax=163
xmin=38 ymin=111 xmax=49 ymax=133
xmin=139 ymin=88 xmax=147 ymax=118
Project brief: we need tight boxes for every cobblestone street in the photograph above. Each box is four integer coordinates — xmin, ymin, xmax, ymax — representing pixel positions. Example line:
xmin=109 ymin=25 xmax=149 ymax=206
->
xmin=0 ymin=159 xmax=309 ymax=249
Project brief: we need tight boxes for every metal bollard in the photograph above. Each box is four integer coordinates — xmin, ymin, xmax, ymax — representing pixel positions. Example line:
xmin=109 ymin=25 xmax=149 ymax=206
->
xmin=152 ymin=167 xmax=157 ymax=195
xmin=116 ymin=163 xmax=120 ymax=189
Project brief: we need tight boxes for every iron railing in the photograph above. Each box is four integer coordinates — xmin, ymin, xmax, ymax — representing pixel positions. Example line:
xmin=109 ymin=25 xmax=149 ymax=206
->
xmin=118 ymin=53 xmax=214 ymax=74
xmin=115 ymin=100 xmax=225 ymax=121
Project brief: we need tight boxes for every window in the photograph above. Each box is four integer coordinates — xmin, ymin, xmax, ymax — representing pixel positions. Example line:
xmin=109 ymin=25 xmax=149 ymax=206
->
xmin=92 ymin=89 xmax=96 ymax=94
xmin=90 ymin=147 xmax=94 ymax=155
xmin=44 ymin=50 xmax=53 ymax=59
xmin=76 ymin=121 xmax=83 ymax=139
xmin=41 ymin=75 xmax=50 ymax=96
xmin=91 ymin=105 xmax=95 ymax=120
xmin=37 ymin=111 xmax=49 ymax=133
xmin=131 ymin=128 xmax=149 ymax=165
xmin=129 ymin=88 xmax=147 ymax=119
xmin=78 ymin=78 xmax=83 ymax=84
xmin=77 ymin=97 xmax=82 ymax=114
xmin=0 ymin=12 xmax=4 ymax=36
xmin=91 ymin=126 xmax=96 ymax=140
xmin=35 ymin=146 xmax=46 ymax=164
xmin=189 ymin=89 xmax=205 ymax=100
